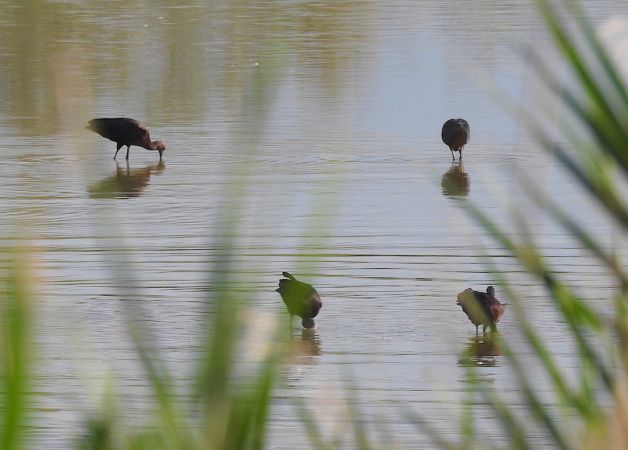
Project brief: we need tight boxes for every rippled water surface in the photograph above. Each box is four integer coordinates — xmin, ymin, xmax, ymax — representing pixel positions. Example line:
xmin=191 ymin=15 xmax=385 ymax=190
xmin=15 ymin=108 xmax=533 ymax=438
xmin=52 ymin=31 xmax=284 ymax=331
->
xmin=0 ymin=1 xmax=626 ymax=448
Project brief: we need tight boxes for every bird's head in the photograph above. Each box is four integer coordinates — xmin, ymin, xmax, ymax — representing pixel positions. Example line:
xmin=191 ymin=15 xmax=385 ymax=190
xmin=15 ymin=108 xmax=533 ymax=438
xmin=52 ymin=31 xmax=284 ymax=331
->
xmin=301 ymin=318 xmax=316 ymax=329
xmin=153 ymin=141 xmax=166 ymax=159
xmin=486 ymin=286 xmax=496 ymax=297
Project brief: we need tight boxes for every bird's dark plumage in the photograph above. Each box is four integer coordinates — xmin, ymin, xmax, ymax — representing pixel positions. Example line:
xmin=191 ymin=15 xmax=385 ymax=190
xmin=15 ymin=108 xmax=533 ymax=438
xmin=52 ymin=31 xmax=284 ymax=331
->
xmin=276 ymin=272 xmax=322 ymax=329
xmin=442 ymin=118 xmax=470 ymax=160
xmin=456 ymin=286 xmax=506 ymax=335
xmin=86 ymin=118 xmax=165 ymax=161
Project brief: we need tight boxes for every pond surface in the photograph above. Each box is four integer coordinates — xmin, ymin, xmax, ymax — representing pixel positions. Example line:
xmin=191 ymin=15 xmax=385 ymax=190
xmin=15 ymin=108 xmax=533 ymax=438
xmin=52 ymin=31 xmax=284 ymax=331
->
xmin=0 ymin=1 xmax=625 ymax=448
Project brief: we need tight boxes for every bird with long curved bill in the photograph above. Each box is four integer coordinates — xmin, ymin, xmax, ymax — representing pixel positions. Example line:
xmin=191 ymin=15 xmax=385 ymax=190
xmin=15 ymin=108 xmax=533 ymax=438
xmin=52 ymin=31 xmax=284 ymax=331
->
xmin=276 ymin=272 xmax=322 ymax=329
xmin=86 ymin=118 xmax=166 ymax=161
xmin=456 ymin=286 xmax=506 ymax=335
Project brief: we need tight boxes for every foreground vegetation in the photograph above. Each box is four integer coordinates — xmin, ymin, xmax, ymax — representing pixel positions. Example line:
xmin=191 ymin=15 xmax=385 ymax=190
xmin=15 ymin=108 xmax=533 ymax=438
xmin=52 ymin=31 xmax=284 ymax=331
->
xmin=1 ymin=0 xmax=626 ymax=448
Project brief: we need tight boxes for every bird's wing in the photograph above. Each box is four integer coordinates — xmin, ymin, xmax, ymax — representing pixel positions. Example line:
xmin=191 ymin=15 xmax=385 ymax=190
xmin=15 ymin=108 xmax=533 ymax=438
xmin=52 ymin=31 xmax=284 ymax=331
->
xmin=277 ymin=279 xmax=314 ymax=316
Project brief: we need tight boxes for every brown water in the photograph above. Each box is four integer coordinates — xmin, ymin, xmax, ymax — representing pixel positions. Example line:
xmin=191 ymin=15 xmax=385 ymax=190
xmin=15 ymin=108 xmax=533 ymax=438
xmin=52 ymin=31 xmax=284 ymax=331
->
xmin=1 ymin=1 xmax=626 ymax=448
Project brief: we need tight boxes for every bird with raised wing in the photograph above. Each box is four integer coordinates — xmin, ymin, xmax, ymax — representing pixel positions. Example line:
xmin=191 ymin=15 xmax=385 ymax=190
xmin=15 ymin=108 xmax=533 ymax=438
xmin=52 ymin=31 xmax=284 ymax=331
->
xmin=276 ymin=272 xmax=322 ymax=329
xmin=86 ymin=118 xmax=165 ymax=161
xmin=456 ymin=286 xmax=506 ymax=335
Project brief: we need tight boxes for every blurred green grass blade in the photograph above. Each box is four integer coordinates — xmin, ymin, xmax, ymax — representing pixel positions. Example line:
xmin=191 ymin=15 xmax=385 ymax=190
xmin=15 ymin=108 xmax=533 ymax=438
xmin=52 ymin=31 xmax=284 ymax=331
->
xmin=103 ymin=248 xmax=188 ymax=449
xmin=296 ymin=400 xmax=334 ymax=450
xmin=526 ymin=50 xmax=627 ymax=168
xmin=522 ymin=177 xmax=627 ymax=287
xmin=131 ymin=334 xmax=188 ymax=450
xmin=236 ymin=357 xmax=277 ymax=450
xmin=515 ymin=102 xmax=628 ymax=228
xmin=460 ymin=382 xmax=475 ymax=449
xmin=467 ymin=193 xmax=620 ymax=314
xmin=402 ymin=409 xmax=460 ymax=450
xmin=90 ymin=206 xmax=189 ymax=448
xmin=474 ymin=380 xmax=534 ymax=450
xmin=535 ymin=0 xmax=628 ymax=167
xmin=249 ymin=364 xmax=275 ymax=450
xmin=196 ymin=291 xmax=239 ymax=404
xmin=565 ymin=0 xmax=628 ymax=107
xmin=1 ymin=249 xmax=33 ymax=450
xmin=515 ymin=299 xmax=602 ymax=419
xmin=467 ymin=204 xmax=613 ymax=388
xmin=458 ymin=303 xmax=573 ymax=449
xmin=553 ymin=146 xmax=628 ymax=228
xmin=344 ymin=389 xmax=373 ymax=450
xmin=484 ymin=265 xmax=603 ymax=419
xmin=491 ymin=344 xmax=573 ymax=450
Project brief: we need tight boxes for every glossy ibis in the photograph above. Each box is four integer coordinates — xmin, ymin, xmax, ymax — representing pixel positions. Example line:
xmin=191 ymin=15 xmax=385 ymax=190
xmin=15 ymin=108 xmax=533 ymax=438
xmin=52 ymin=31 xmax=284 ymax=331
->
xmin=456 ymin=286 xmax=506 ymax=335
xmin=276 ymin=272 xmax=322 ymax=329
xmin=86 ymin=118 xmax=165 ymax=161
xmin=442 ymin=118 xmax=470 ymax=160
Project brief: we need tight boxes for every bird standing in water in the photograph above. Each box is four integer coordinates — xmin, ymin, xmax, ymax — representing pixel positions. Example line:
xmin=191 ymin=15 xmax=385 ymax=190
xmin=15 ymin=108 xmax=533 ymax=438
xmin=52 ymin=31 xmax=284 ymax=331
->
xmin=276 ymin=272 xmax=322 ymax=329
xmin=456 ymin=286 xmax=506 ymax=335
xmin=86 ymin=118 xmax=166 ymax=161
xmin=441 ymin=118 xmax=470 ymax=160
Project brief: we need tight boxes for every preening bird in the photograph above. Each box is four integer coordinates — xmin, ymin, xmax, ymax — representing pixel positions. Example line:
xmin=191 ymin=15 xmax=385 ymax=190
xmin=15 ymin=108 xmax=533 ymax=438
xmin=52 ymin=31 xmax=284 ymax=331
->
xmin=441 ymin=118 xmax=470 ymax=160
xmin=86 ymin=118 xmax=166 ymax=161
xmin=456 ymin=286 xmax=506 ymax=335
xmin=276 ymin=272 xmax=322 ymax=329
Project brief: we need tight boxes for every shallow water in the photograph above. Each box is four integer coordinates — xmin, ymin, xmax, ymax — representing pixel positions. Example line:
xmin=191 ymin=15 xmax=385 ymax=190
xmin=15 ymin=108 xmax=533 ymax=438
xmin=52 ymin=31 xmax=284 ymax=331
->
xmin=0 ymin=0 xmax=626 ymax=448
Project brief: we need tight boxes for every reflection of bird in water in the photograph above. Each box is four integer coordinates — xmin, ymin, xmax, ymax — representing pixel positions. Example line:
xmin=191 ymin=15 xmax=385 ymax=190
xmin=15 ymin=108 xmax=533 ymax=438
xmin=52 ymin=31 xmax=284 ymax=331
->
xmin=276 ymin=272 xmax=322 ymax=329
xmin=295 ymin=329 xmax=322 ymax=359
xmin=282 ymin=330 xmax=322 ymax=368
xmin=86 ymin=118 xmax=166 ymax=161
xmin=456 ymin=286 xmax=506 ymax=335
xmin=441 ymin=118 xmax=469 ymax=160
xmin=87 ymin=161 xmax=165 ymax=199
xmin=458 ymin=335 xmax=502 ymax=367
xmin=441 ymin=161 xmax=470 ymax=197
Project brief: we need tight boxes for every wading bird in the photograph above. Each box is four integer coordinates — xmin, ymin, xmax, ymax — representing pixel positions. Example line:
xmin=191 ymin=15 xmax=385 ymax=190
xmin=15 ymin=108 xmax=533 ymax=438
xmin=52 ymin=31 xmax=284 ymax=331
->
xmin=456 ymin=286 xmax=506 ymax=335
xmin=442 ymin=118 xmax=470 ymax=160
xmin=276 ymin=272 xmax=322 ymax=329
xmin=86 ymin=118 xmax=166 ymax=161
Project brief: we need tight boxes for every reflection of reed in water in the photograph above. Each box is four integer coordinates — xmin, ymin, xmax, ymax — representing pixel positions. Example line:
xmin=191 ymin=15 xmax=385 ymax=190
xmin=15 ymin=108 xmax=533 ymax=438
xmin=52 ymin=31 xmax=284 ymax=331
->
xmin=87 ymin=161 xmax=165 ymax=199
xmin=441 ymin=162 xmax=469 ymax=197
xmin=457 ymin=335 xmax=502 ymax=368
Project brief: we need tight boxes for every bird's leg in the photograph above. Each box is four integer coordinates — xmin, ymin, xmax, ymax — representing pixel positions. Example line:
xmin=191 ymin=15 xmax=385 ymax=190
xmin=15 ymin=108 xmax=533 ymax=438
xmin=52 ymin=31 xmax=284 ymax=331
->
xmin=482 ymin=324 xmax=487 ymax=336
xmin=450 ymin=148 xmax=455 ymax=160
xmin=475 ymin=325 xmax=479 ymax=336
xmin=125 ymin=145 xmax=131 ymax=160
xmin=459 ymin=149 xmax=463 ymax=160
xmin=114 ymin=143 xmax=123 ymax=159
